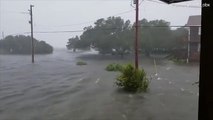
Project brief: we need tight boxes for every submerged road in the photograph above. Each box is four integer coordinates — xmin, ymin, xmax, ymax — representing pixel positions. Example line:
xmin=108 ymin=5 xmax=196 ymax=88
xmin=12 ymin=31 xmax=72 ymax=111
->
xmin=0 ymin=49 xmax=199 ymax=120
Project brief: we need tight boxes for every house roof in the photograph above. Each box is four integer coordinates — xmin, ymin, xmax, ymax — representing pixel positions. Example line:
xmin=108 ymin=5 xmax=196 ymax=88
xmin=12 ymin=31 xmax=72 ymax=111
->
xmin=186 ymin=15 xmax=201 ymax=26
xmin=158 ymin=0 xmax=192 ymax=4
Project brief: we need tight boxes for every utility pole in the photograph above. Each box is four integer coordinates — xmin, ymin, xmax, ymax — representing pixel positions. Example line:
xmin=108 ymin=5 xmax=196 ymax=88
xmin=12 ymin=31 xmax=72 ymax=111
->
xmin=134 ymin=0 xmax=139 ymax=69
xmin=187 ymin=26 xmax=190 ymax=63
xmin=2 ymin=32 xmax=4 ymax=39
xmin=29 ymin=5 xmax=34 ymax=63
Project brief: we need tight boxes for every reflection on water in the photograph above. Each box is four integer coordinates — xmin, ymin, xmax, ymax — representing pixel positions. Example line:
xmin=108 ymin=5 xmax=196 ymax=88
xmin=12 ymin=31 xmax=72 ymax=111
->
xmin=0 ymin=49 xmax=199 ymax=120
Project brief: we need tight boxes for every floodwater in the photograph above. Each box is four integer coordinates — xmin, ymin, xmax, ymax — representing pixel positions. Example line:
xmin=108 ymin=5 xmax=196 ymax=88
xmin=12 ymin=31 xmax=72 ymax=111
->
xmin=0 ymin=49 xmax=199 ymax=120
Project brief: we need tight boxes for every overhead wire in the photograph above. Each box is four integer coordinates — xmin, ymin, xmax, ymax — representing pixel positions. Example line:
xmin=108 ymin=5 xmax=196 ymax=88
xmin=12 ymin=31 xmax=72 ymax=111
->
xmin=4 ymin=0 xmax=201 ymax=36
xmin=130 ymin=0 xmax=144 ymax=8
xmin=6 ymin=25 xmax=199 ymax=36
xmin=139 ymin=0 xmax=145 ymax=5
xmin=130 ymin=0 xmax=135 ymax=8
xmin=4 ymin=8 xmax=135 ymax=36
xmin=35 ymin=9 xmax=134 ymax=28
xmin=3 ymin=0 xmax=200 ymax=30
xmin=146 ymin=0 xmax=201 ymax=8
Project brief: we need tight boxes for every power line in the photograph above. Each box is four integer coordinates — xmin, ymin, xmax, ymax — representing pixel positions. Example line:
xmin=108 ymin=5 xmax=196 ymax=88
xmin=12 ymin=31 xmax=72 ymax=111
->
xmin=146 ymin=0 xmax=201 ymax=8
xmin=139 ymin=25 xmax=201 ymax=27
xmin=139 ymin=0 xmax=145 ymax=5
xmin=112 ymin=9 xmax=134 ymax=16
xmin=21 ymin=28 xmax=118 ymax=34
xmin=24 ymin=27 xmax=124 ymax=34
xmin=35 ymin=9 xmax=134 ymax=28
xmin=130 ymin=0 xmax=135 ymax=8
xmin=34 ymin=0 xmax=200 ymax=28
xmin=6 ymin=25 xmax=201 ymax=36
xmin=35 ymin=21 xmax=95 ymax=28
xmin=24 ymin=30 xmax=84 ymax=34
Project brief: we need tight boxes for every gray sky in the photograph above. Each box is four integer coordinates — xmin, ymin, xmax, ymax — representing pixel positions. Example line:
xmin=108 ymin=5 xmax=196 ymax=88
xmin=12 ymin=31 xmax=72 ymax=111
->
xmin=0 ymin=0 xmax=201 ymax=48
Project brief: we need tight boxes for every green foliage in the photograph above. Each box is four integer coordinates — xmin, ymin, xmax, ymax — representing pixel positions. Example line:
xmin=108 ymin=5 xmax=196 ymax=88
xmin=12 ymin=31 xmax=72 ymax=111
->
xmin=66 ymin=36 xmax=90 ymax=52
xmin=66 ymin=36 xmax=79 ymax=52
xmin=116 ymin=64 xmax=149 ymax=92
xmin=138 ymin=19 xmax=174 ymax=56
xmin=76 ymin=61 xmax=87 ymax=65
xmin=171 ymin=58 xmax=187 ymax=64
xmin=0 ymin=35 xmax=53 ymax=54
xmin=172 ymin=27 xmax=188 ymax=49
xmin=67 ymin=17 xmax=188 ymax=57
xmin=67 ymin=16 xmax=133 ymax=56
xmin=105 ymin=63 xmax=123 ymax=72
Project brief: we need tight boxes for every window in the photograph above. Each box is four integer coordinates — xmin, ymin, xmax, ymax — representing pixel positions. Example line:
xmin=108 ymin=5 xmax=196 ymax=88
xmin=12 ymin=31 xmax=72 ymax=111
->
xmin=198 ymin=43 xmax=201 ymax=52
xmin=198 ymin=27 xmax=201 ymax=35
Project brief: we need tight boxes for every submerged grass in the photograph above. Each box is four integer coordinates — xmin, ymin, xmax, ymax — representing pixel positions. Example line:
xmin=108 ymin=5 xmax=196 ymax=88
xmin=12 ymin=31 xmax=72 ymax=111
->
xmin=76 ymin=61 xmax=87 ymax=65
xmin=105 ymin=63 xmax=123 ymax=72
xmin=171 ymin=58 xmax=187 ymax=64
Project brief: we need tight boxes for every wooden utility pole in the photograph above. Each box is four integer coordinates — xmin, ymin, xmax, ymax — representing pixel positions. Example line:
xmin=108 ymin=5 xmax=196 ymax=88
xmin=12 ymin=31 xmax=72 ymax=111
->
xmin=2 ymin=32 xmax=4 ymax=39
xmin=29 ymin=5 xmax=34 ymax=63
xmin=186 ymin=26 xmax=190 ymax=63
xmin=134 ymin=0 xmax=139 ymax=69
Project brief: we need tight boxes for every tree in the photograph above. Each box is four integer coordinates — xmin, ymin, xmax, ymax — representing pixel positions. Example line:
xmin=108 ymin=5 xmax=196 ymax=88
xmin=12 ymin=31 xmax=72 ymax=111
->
xmin=67 ymin=16 xmax=133 ymax=56
xmin=170 ymin=27 xmax=189 ymax=59
xmin=137 ymin=19 xmax=174 ymax=56
xmin=66 ymin=36 xmax=79 ymax=52
xmin=66 ymin=17 xmax=186 ymax=57
xmin=172 ymin=27 xmax=188 ymax=49
xmin=0 ymin=35 xmax=53 ymax=54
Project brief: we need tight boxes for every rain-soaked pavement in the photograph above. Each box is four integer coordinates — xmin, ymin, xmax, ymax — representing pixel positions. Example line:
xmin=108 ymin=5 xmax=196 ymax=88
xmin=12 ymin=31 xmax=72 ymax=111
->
xmin=0 ymin=49 xmax=199 ymax=120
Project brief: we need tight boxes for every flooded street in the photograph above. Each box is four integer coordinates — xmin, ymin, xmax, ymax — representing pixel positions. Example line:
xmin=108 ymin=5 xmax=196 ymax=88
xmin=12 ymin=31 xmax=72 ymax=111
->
xmin=0 ymin=49 xmax=199 ymax=120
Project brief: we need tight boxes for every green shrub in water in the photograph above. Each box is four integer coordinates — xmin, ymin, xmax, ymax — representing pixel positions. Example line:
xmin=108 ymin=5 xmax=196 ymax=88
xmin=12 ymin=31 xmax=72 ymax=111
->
xmin=105 ymin=63 xmax=123 ymax=72
xmin=116 ymin=64 xmax=149 ymax=92
xmin=171 ymin=58 xmax=187 ymax=64
xmin=76 ymin=61 xmax=87 ymax=65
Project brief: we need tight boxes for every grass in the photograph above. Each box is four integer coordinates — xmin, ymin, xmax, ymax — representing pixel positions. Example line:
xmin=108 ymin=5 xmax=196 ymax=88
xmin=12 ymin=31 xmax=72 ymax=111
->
xmin=105 ymin=63 xmax=123 ymax=72
xmin=171 ymin=58 xmax=187 ymax=64
xmin=76 ymin=61 xmax=87 ymax=65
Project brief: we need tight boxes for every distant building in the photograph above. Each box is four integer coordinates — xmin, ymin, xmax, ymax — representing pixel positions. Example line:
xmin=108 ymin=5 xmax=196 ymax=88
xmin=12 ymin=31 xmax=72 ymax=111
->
xmin=186 ymin=15 xmax=201 ymax=62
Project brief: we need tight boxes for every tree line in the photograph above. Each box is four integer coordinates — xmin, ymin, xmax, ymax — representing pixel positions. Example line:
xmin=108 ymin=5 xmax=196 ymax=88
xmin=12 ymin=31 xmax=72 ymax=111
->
xmin=67 ymin=16 xmax=188 ymax=57
xmin=0 ymin=35 xmax=53 ymax=54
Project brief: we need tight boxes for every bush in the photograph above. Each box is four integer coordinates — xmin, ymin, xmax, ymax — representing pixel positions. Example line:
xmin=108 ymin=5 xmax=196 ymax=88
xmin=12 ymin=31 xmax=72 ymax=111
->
xmin=105 ymin=63 xmax=123 ymax=72
xmin=0 ymin=35 xmax=53 ymax=54
xmin=116 ymin=64 xmax=149 ymax=92
xmin=171 ymin=58 xmax=186 ymax=64
xmin=76 ymin=61 xmax=87 ymax=65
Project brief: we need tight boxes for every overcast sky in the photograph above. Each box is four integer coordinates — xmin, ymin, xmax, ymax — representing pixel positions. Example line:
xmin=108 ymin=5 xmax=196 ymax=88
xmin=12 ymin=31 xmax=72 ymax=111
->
xmin=0 ymin=0 xmax=201 ymax=48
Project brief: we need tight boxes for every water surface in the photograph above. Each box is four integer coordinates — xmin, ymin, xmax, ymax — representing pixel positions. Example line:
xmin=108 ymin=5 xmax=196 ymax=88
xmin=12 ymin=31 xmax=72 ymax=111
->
xmin=0 ymin=49 xmax=199 ymax=120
